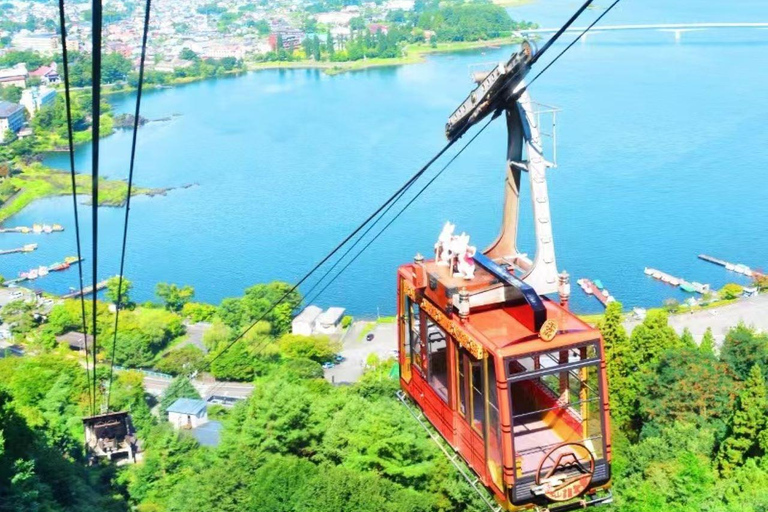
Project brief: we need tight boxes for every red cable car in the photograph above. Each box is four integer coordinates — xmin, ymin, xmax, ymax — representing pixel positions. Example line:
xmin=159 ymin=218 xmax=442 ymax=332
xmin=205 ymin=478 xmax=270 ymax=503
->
xmin=396 ymin=44 xmax=612 ymax=511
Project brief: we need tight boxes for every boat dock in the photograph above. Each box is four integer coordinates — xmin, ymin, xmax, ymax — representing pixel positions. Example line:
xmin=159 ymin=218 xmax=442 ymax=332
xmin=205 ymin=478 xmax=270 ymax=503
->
xmin=5 ymin=257 xmax=84 ymax=285
xmin=0 ymin=243 xmax=37 ymax=256
xmin=0 ymin=224 xmax=64 ymax=234
xmin=698 ymin=254 xmax=764 ymax=278
xmin=61 ymin=280 xmax=108 ymax=299
xmin=644 ymin=267 xmax=710 ymax=294
xmin=576 ymin=278 xmax=615 ymax=308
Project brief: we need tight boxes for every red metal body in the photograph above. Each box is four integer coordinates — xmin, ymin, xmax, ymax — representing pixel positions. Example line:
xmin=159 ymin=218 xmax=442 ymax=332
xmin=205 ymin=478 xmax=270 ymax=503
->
xmin=397 ymin=259 xmax=612 ymax=511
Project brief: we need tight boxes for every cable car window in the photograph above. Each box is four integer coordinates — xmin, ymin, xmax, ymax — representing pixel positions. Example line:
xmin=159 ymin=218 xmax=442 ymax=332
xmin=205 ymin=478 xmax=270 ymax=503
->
xmin=507 ymin=345 xmax=604 ymax=476
xmin=471 ymin=359 xmax=484 ymax=434
xmin=457 ymin=348 xmax=467 ymax=417
xmin=408 ymin=300 xmax=423 ymax=373
xmin=426 ymin=316 xmax=449 ymax=402
xmin=487 ymin=355 xmax=503 ymax=490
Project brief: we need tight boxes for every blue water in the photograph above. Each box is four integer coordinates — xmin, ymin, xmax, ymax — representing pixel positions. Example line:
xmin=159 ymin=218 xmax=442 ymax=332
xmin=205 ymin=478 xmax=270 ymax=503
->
xmin=4 ymin=0 xmax=766 ymax=316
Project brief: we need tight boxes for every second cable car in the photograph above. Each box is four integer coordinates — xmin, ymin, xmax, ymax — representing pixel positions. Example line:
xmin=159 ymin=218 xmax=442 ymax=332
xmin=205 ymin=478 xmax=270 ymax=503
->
xmin=396 ymin=42 xmax=612 ymax=511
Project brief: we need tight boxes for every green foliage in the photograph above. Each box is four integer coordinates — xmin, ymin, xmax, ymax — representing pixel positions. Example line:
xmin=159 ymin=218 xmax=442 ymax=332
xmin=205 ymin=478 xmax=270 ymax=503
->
xmin=218 ymin=281 xmax=302 ymax=336
xmin=720 ymin=283 xmax=744 ymax=300
xmin=680 ymin=327 xmax=696 ymax=349
xmin=281 ymin=358 xmax=324 ymax=379
xmin=154 ymin=345 xmax=206 ymax=376
xmin=717 ymin=365 xmax=767 ymax=476
xmin=277 ymin=333 xmax=339 ymax=363
xmin=701 ymin=327 xmax=716 ymax=356
xmin=160 ymin=376 xmax=201 ymax=412
xmin=0 ymin=84 xmax=22 ymax=103
xmin=720 ymin=323 xmax=768 ymax=381
xmin=106 ymin=275 xmax=133 ymax=307
xmin=0 ymin=50 xmax=46 ymax=69
xmin=156 ymin=282 xmax=195 ymax=312
xmin=181 ymin=301 xmax=217 ymax=322
xmin=0 ymin=299 xmax=39 ymax=337
xmin=341 ymin=314 xmax=353 ymax=328
xmin=108 ymin=307 xmax=185 ymax=368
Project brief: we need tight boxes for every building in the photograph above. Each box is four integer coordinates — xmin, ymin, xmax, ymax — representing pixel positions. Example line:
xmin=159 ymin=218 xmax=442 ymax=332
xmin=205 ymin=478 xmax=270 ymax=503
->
xmin=0 ymin=101 xmax=25 ymax=142
xmin=368 ymin=23 xmax=389 ymax=35
xmin=268 ymin=29 xmax=305 ymax=51
xmin=20 ymin=86 xmax=56 ymax=117
xmin=29 ymin=64 xmax=60 ymax=85
xmin=167 ymin=398 xmax=208 ymax=430
xmin=0 ymin=64 xmax=28 ymax=88
xmin=11 ymin=32 xmax=60 ymax=55
xmin=315 ymin=307 xmax=346 ymax=335
xmin=292 ymin=305 xmax=322 ymax=336
xmin=56 ymin=331 xmax=94 ymax=351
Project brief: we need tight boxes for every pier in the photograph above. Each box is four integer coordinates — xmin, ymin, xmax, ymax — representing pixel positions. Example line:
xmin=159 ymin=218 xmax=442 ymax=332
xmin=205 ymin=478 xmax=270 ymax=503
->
xmin=61 ymin=281 xmax=108 ymax=299
xmin=644 ymin=267 xmax=710 ymax=294
xmin=4 ymin=257 xmax=84 ymax=285
xmin=0 ymin=244 xmax=38 ymax=256
xmin=0 ymin=224 xmax=64 ymax=234
xmin=698 ymin=254 xmax=764 ymax=278
xmin=577 ymin=278 xmax=615 ymax=308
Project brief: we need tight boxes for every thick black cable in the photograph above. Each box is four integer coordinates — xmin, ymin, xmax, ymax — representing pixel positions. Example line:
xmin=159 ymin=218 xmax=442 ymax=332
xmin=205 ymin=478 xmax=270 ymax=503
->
xmin=106 ymin=0 xmax=152 ymax=411
xmin=203 ymin=137 xmax=460 ymax=370
xmin=299 ymin=184 xmax=411 ymax=305
xmin=529 ymin=0 xmax=596 ymax=65
xmin=57 ymin=0 xmax=94 ymax=416
xmin=305 ymin=118 xmax=493 ymax=306
xmin=90 ymin=0 xmax=102 ymax=411
xmin=525 ymin=0 xmax=622 ymax=90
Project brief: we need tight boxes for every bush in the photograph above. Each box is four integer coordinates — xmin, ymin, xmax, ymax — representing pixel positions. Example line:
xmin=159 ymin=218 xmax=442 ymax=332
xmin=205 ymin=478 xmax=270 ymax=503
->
xmin=341 ymin=315 xmax=353 ymax=328
xmin=720 ymin=283 xmax=744 ymax=300
xmin=181 ymin=302 xmax=217 ymax=323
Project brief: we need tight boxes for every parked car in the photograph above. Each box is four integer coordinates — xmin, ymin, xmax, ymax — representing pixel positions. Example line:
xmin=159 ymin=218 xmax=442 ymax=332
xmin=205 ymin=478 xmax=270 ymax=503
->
xmin=322 ymin=362 xmax=335 ymax=369
xmin=333 ymin=355 xmax=345 ymax=363
xmin=366 ymin=333 xmax=375 ymax=341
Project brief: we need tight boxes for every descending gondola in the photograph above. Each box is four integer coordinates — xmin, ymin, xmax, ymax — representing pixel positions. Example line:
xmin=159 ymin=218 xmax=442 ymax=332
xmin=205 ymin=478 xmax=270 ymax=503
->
xmin=396 ymin=40 xmax=612 ymax=511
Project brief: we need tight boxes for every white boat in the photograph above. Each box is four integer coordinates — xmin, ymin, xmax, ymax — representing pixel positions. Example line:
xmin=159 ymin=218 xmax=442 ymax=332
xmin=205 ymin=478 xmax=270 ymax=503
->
xmin=601 ymin=289 xmax=609 ymax=298
xmin=669 ymin=278 xmax=680 ymax=286
xmin=42 ymin=224 xmax=52 ymax=234
xmin=27 ymin=269 xmax=39 ymax=280
xmin=37 ymin=266 xmax=49 ymax=276
xmin=32 ymin=224 xmax=42 ymax=234
xmin=652 ymin=272 xmax=662 ymax=279
xmin=725 ymin=263 xmax=735 ymax=271
xmin=644 ymin=267 xmax=654 ymax=276
xmin=692 ymin=282 xmax=710 ymax=294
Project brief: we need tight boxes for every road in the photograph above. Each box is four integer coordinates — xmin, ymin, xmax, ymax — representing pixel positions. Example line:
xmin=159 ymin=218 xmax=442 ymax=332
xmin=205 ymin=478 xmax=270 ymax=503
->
xmin=141 ymin=373 xmax=254 ymax=401
xmin=174 ymin=321 xmax=211 ymax=353
xmin=623 ymin=295 xmax=768 ymax=347
xmin=324 ymin=320 xmax=398 ymax=384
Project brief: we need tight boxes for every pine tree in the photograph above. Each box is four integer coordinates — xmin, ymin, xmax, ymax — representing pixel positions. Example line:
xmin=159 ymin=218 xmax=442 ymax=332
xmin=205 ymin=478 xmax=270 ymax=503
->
xmin=700 ymin=327 xmax=716 ymax=357
xmin=717 ymin=364 xmax=767 ymax=477
xmin=680 ymin=328 xmax=696 ymax=349
xmin=630 ymin=310 xmax=680 ymax=367
xmin=326 ymin=32 xmax=335 ymax=56
xmin=597 ymin=302 xmax=636 ymax=426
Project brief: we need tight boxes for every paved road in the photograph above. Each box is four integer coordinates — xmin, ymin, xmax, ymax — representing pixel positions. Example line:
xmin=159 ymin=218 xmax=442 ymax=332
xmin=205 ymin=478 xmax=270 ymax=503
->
xmin=141 ymin=374 xmax=253 ymax=400
xmin=623 ymin=295 xmax=768 ymax=347
xmin=325 ymin=321 xmax=398 ymax=384
xmin=175 ymin=321 xmax=212 ymax=353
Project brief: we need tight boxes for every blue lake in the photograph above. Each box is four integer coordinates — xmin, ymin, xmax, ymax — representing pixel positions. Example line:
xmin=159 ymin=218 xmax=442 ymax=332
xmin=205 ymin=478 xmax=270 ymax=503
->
xmin=4 ymin=0 xmax=766 ymax=316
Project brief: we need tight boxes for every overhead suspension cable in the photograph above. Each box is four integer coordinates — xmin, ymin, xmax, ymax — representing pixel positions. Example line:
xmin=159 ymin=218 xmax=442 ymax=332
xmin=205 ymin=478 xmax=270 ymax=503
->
xmin=524 ymin=0 xmax=622 ymax=91
xmin=304 ymin=118 xmax=494 ymax=306
xmin=298 ymin=2 xmax=624 ymax=306
xmin=57 ymin=0 xmax=94 ymax=416
xmin=203 ymin=138 xmax=462 ymax=370
xmin=90 ymin=0 xmax=103 ymax=412
xmin=199 ymin=0 xmax=621 ymax=369
xmin=106 ymin=0 xmax=153 ymax=411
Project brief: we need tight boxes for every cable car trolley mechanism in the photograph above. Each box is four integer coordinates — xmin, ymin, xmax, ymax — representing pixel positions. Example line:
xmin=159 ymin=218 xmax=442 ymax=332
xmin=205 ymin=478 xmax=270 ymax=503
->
xmin=396 ymin=38 xmax=613 ymax=512
xmin=82 ymin=410 xmax=138 ymax=465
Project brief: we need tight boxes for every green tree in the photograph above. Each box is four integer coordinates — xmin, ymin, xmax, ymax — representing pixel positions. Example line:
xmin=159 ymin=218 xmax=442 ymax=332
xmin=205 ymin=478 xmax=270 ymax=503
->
xmin=179 ymin=47 xmax=199 ymax=61
xmin=160 ymin=376 xmax=201 ymax=412
xmin=720 ymin=283 xmax=744 ymax=300
xmin=720 ymin=323 xmax=768 ymax=381
xmin=598 ymin=301 xmax=636 ymax=425
xmin=680 ymin=327 xmax=696 ymax=349
xmin=101 ymin=52 xmax=133 ymax=83
xmin=717 ymin=365 xmax=767 ymax=476
xmin=154 ymin=345 xmax=206 ymax=376
xmin=156 ymin=282 xmax=195 ymax=312
xmin=105 ymin=275 xmax=132 ymax=307
xmin=0 ymin=84 xmax=21 ymax=103
xmin=701 ymin=327 xmax=716 ymax=357
xmin=277 ymin=334 xmax=339 ymax=363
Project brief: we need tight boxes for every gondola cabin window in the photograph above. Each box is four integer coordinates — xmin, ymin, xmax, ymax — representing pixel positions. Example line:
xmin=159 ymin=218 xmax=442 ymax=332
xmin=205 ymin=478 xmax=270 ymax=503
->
xmin=471 ymin=359 xmax=484 ymax=434
xmin=408 ymin=300 xmax=423 ymax=373
xmin=487 ymin=354 xmax=504 ymax=491
xmin=457 ymin=348 xmax=467 ymax=417
xmin=507 ymin=342 xmax=606 ymax=476
xmin=425 ymin=315 xmax=449 ymax=402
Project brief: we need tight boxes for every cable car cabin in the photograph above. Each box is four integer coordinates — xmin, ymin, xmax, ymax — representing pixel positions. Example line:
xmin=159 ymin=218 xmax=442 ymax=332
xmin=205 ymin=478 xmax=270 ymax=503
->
xmin=82 ymin=411 xmax=137 ymax=465
xmin=396 ymin=253 xmax=612 ymax=511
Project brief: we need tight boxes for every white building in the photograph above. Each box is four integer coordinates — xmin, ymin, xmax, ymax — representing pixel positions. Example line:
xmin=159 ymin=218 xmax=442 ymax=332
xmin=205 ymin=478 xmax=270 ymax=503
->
xmin=166 ymin=398 xmax=208 ymax=430
xmin=12 ymin=31 xmax=60 ymax=55
xmin=316 ymin=307 xmax=346 ymax=335
xmin=20 ymin=87 xmax=56 ymax=117
xmin=0 ymin=64 xmax=28 ymax=88
xmin=292 ymin=305 xmax=322 ymax=336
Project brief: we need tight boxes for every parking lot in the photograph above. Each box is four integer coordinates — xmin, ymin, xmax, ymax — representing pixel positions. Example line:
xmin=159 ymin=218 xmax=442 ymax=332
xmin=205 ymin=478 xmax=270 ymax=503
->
xmin=324 ymin=320 xmax=398 ymax=384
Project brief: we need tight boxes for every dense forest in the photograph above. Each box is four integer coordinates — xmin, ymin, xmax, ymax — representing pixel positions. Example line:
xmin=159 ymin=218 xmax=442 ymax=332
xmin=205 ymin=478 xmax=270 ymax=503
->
xmin=1 ymin=280 xmax=768 ymax=511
